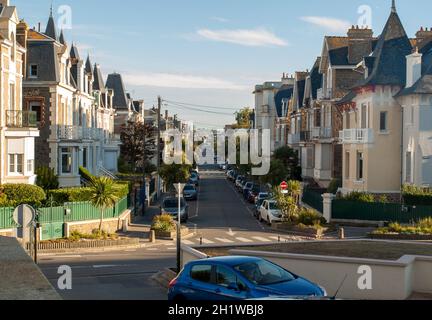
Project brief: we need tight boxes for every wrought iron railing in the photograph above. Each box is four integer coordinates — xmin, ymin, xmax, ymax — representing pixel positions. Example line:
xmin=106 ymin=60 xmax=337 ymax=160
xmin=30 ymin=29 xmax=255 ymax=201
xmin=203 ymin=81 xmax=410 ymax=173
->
xmin=6 ymin=110 xmax=37 ymax=128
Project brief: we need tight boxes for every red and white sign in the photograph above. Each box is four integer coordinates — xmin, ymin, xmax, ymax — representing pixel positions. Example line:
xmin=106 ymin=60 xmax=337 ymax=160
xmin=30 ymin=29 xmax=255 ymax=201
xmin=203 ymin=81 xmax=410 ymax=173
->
xmin=280 ymin=181 xmax=288 ymax=190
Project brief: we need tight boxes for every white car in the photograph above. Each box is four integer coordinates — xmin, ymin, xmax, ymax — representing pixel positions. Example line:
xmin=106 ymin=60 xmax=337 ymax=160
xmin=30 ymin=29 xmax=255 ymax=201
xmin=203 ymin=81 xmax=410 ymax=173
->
xmin=259 ymin=200 xmax=282 ymax=224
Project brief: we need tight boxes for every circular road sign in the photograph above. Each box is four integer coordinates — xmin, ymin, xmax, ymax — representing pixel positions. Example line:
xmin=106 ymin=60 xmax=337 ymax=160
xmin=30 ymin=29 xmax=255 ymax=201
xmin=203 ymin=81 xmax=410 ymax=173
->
xmin=280 ymin=181 xmax=288 ymax=190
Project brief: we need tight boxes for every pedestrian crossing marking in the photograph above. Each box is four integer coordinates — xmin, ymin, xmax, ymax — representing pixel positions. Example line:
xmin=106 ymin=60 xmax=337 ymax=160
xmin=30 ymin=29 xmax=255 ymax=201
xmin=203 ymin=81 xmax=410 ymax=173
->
xmin=182 ymin=240 xmax=195 ymax=245
xmin=252 ymin=236 xmax=272 ymax=242
xmin=215 ymin=238 xmax=235 ymax=243
xmin=269 ymin=236 xmax=283 ymax=241
xmin=200 ymin=238 xmax=215 ymax=244
xmin=167 ymin=247 xmax=176 ymax=250
xmin=236 ymin=237 xmax=253 ymax=243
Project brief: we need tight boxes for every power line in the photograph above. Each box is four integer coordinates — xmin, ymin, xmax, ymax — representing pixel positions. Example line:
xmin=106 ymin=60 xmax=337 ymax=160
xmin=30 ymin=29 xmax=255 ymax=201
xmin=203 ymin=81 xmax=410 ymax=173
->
xmin=165 ymin=102 xmax=235 ymax=116
xmin=164 ymin=99 xmax=240 ymax=111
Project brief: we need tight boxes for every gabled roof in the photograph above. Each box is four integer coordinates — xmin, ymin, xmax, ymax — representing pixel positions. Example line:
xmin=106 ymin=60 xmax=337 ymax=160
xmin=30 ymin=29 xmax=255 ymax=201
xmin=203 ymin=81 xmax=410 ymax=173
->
xmin=93 ymin=64 xmax=106 ymax=94
xmin=106 ymin=73 xmax=128 ymax=110
xmin=357 ymin=5 xmax=412 ymax=87
xmin=85 ymin=55 xmax=93 ymax=74
xmin=45 ymin=11 xmax=57 ymax=41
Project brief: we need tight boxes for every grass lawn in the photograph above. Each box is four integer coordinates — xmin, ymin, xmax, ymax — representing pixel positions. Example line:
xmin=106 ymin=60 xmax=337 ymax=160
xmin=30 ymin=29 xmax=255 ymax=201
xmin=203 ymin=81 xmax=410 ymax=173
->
xmin=200 ymin=241 xmax=432 ymax=261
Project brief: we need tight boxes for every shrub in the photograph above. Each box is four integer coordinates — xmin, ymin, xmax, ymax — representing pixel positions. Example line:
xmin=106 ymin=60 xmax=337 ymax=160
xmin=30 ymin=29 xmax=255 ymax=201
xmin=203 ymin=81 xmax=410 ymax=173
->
xmin=152 ymin=214 xmax=176 ymax=232
xmin=79 ymin=166 xmax=95 ymax=183
xmin=327 ymin=179 xmax=342 ymax=194
xmin=402 ymin=185 xmax=432 ymax=205
xmin=418 ymin=217 xmax=432 ymax=229
xmin=296 ymin=208 xmax=326 ymax=226
xmin=0 ymin=184 xmax=46 ymax=207
xmin=344 ymin=191 xmax=375 ymax=203
xmin=113 ymin=181 xmax=131 ymax=198
xmin=47 ymin=188 xmax=93 ymax=205
xmin=36 ymin=166 xmax=59 ymax=191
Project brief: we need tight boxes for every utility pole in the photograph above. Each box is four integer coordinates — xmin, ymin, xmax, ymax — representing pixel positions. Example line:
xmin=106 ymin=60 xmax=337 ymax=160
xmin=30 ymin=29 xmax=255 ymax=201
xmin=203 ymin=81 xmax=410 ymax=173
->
xmin=157 ymin=96 xmax=162 ymax=199
xmin=142 ymin=102 xmax=146 ymax=216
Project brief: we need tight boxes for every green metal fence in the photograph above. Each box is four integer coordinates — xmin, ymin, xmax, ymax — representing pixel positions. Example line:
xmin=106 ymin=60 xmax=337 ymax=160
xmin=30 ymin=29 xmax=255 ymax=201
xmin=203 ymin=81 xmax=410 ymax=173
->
xmin=0 ymin=196 xmax=130 ymax=240
xmin=0 ymin=207 xmax=15 ymax=229
xmin=302 ymin=189 xmax=324 ymax=213
xmin=332 ymin=200 xmax=432 ymax=223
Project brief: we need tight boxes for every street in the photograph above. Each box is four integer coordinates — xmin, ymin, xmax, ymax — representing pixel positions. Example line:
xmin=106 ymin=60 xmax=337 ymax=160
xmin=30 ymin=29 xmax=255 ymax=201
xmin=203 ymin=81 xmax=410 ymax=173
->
xmin=38 ymin=168 xmax=290 ymax=300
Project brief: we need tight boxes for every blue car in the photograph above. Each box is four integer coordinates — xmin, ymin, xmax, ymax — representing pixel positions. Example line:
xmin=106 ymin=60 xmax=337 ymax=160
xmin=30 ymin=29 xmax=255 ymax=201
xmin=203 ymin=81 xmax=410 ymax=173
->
xmin=168 ymin=256 xmax=326 ymax=301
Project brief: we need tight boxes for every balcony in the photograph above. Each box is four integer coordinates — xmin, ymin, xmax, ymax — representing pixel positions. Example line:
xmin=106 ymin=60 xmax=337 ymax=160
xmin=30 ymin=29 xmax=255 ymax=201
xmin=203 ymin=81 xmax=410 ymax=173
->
xmin=288 ymin=133 xmax=300 ymax=145
xmin=339 ymin=128 xmax=374 ymax=144
xmin=6 ymin=111 xmax=37 ymax=128
xmin=58 ymin=126 xmax=82 ymax=140
xmin=317 ymin=88 xmax=332 ymax=100
xmin=311 ymin=127 xmax=333 ymax=140
xmin=300 ymin=131 xmax=311 ymax=142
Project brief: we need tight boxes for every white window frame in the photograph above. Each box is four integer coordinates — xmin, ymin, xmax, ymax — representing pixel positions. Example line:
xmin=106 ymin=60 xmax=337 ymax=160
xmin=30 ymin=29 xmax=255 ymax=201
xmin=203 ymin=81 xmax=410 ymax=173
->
xmin=60 ymin=147 xmax=74 ymax=175
xmin=8 ymin=153 xmax=24 ymax=176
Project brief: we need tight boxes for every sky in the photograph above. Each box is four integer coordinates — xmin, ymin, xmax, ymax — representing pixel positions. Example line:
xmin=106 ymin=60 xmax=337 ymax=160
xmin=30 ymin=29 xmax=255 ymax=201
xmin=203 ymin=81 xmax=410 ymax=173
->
xmin=13 ymin=0 xmax=432 ymax=128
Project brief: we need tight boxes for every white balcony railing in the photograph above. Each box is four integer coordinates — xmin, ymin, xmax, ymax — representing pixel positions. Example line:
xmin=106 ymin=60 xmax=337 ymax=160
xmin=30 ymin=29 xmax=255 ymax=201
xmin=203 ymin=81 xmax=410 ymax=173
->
xmin=311 ymin=127 xmax=333 ymax=139
xmin=317 ymin=88 xmax=332 ymax=100
xmin=288 ymin=133 xmax=300 ymax=145
xmin=339 ymin=128 xmax=374 ymax=144
xmin=58 ymin=126 xmax=112 ymax=141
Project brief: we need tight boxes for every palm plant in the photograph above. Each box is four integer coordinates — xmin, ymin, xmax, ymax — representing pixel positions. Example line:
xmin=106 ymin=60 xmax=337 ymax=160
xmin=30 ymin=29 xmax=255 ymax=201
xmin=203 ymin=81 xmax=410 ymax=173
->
xmin=89 ymin=177 xmax=119 ymax=232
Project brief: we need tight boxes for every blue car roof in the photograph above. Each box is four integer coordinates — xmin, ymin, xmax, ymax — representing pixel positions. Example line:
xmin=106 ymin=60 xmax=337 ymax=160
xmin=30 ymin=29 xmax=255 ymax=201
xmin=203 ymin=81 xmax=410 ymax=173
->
xmin=189 ymin=256 xmax=263 ymax=267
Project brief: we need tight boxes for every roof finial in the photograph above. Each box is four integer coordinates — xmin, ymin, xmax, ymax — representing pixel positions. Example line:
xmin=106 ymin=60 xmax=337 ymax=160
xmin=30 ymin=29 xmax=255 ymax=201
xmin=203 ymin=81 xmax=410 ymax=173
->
xmin=50 ymin=2 xmax=53 ymax=17
xmin=391 ymin=0 xmax=396 ymax=13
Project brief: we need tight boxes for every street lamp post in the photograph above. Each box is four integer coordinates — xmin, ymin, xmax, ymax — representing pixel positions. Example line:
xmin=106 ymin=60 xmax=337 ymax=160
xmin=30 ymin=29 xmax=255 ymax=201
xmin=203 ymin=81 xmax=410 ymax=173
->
xmin=174 ymin=183 xmax=186 ymax=274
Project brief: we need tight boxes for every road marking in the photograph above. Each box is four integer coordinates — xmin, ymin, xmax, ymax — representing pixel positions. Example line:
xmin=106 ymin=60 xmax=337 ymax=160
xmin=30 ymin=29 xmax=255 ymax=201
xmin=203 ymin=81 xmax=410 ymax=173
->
xmin=200 ymin=238 xmax=215 ymax=244
xmin=93 ymin=265 xmax=119 ymax=269
xmin=252 ymin=236 xmax=272 ymax=242
xmin=235 ymin=237 xmax=253 ymax=243
xmin=227 ymin=228 xmax=236 ymax=237
xmin=146 ymin=248 xmax=158 ymax=251
xmin=215 ymin=238 xmax=235 ymax=243
xmin=182 ymin=240 xmax=195 ymax=245
xmin=46 ymin=255 xmax=82 ymax=259
xmin=163 ymin=242 xmax=175 ymax=246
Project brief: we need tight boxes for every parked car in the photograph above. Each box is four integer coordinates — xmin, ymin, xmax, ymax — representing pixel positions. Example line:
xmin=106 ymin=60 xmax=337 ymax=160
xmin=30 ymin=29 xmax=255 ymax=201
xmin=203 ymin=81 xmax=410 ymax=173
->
xmin=242 ymin=182 xmax=254 ymax=199
xmin=247 ymin=185 xmax=261 ymax=203
xmin=168 ymin=256 xmax=326 ymax=301
xmin=160 ymin=197 xmax=189 ymax=223
xmin=189 ymin=172 xmax=199 ymax=186
xmin=183 ymin=184 xmax=198 ymax=201
xmin=226 ymin=170 xmax=234 ymax=180
xmin=235 ymin=176 xmax=245 ymax=189
xmin=238 ymin=179 xmax=248 ymax=192
xmin=259 ymin=200 xmax=282 ymax=225
xmin=255 ymin=192 xmax=270 ymax=205
xmin=191 ymin=169 xmax=200 ymax=180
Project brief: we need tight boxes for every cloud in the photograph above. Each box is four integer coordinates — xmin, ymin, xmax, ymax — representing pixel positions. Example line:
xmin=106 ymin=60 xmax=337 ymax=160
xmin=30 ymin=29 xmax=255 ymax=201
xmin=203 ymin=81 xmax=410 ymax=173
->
xmin=300 ymin=16 xmax=351 ymax=32
xmin=123 ymin=72 xmax=248 ymax=90
xmin=196 ymin=28 xmax=288 ymax=47
xmin=211 ymin=17 xmax=229 ymax=23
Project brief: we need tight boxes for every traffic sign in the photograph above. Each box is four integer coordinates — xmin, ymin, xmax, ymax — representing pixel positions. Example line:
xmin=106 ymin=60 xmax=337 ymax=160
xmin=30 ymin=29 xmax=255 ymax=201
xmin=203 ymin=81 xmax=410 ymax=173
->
xmin=280 ymin=181 xmax=288 ymax=190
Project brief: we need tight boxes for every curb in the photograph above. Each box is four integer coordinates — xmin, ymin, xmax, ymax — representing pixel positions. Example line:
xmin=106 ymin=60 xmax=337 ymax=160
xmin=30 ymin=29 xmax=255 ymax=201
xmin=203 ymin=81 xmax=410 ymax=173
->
xmin=37 ymin=243 xmax=146 ymax=256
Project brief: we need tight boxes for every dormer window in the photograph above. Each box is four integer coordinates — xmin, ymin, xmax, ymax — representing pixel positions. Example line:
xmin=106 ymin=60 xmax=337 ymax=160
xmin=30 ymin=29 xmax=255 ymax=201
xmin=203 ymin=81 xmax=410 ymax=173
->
xmin=29 ymin=64 xmax=38 ymax=78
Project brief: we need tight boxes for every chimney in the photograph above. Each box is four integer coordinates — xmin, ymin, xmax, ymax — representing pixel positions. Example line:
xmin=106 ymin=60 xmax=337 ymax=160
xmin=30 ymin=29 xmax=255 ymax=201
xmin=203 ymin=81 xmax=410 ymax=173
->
xmin=165 ymin=110 xmax=168 ymax=120
xmin=0 ymin=0 xmax=10 ymax=6
xmin=416 ymin=27 xmax=432 ymax=46
xmin=347 ymin=26 xmax=373 ymax=64
xmin=281 ymin=72 xmax=294 ymax=86
xmin=406 ymin=48 xmax=422 ymax=88
xmin=16 ymin=20 xmax=29 ymax=77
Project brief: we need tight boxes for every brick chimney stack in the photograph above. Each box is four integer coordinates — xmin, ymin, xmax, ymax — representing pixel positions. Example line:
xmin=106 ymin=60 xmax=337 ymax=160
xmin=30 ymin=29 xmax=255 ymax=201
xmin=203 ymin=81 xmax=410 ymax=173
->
xmin=17 ymin=20 xmax=29 ymax=77
xmin=347 ymin=25 xmax=373 ymax=65
xmin=416 ymin=27 xmax=432 ymax=46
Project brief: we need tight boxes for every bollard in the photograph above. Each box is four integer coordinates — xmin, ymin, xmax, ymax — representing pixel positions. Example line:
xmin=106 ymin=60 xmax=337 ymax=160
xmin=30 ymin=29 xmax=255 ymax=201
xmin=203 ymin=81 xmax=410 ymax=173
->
xmin=339 ymin=227 xmax=345 ymax=240
xmin=149 ymin=230 xmax=156 ymax=243
xmin=278 ymin=236 xmax=281 ymax=243
xmin=200 ymin=237 xmax=203 ymax=245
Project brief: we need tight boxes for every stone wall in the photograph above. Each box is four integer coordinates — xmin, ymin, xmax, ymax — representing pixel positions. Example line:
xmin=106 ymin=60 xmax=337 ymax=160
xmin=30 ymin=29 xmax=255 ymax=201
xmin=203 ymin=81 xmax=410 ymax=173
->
xmin=65 ymin=210 xmax=131 ymax=236
xmin=0 ymin=230 xmax=13 ymax=237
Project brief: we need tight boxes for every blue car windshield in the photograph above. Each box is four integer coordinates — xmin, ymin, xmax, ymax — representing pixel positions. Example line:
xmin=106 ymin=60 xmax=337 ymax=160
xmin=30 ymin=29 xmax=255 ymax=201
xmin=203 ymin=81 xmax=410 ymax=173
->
xmin=235 ymin=261 xmax=296 ymax=285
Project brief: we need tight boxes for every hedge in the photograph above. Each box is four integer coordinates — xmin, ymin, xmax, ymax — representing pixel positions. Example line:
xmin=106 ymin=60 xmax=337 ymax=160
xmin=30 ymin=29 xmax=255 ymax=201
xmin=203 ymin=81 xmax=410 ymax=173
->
xmin=0 ymin=184 xmax=46 ymax=207
xmin=402 ymin=185 xmax=432 ymax=206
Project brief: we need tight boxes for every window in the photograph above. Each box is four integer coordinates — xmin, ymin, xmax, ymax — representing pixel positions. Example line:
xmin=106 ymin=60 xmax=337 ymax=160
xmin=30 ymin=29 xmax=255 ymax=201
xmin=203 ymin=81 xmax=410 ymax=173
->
xmin=345 ymin=152 xmax=350 ymax=179
xmin=9 ymin=154 xmax=24 ymax=174
xmin=357 ymin=152 xmax=364 ymax=181
xmin=380 ymin=112 xmax=388 ymax=132
xmin=235 ymin=260 xmax=295 ymax=286
xmin=215 ymin=266 xmax=237 ymax=288
xmin=29 ymin=101 xmax=42 ymax=123
xmin=9 ymin=83 xmax=15 ymax=111
xmin=83 ymin=147 xmax=88 ymax=168
xmin=190 ymin=265 xmax=212 ymax=283
xmin=29 ymin=64 xmax=38 ymax=78
xmin=406 ymin=152 xmax=412 ymax=183
xmin=61 ymin=147 xmax=73 ymax=174
xmin=27 ymin=160 xmax=34 ymax=173
xmin=346 ymin=113 xmax=350 ymax=129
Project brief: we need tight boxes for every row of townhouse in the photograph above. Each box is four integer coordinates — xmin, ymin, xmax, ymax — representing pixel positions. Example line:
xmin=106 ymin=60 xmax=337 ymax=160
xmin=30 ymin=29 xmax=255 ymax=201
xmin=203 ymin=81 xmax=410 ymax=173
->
xmin=254 ymin=1 xmax=432 ymax=197
xmin=0 ymin=0 xmax=146 ymax=188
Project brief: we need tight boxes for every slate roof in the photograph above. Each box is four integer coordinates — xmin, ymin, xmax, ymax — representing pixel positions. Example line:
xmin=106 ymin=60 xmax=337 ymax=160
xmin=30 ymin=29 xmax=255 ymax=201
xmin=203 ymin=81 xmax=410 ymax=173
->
xmin=356 ymin=6 xmax=412 ymax=87
xmin=70 ymin=44 xmax=80 ymax=60
xmin=59 ymin=30 xmax=66 ymax=45
xmin=93 ymin=64 xmax=106 ymax=94
xmin=398 ymin=46 xmax=432 ymax=96
xmin=296 ymin=79 xmax=306 ymax=108
xmin=310 ymin=57 xmax=323 ymax=99
xmin=106 ymin=73 xmax=128 ymax=110
xmin=85 ymin=55 xmax=93 ymax=74
xmin=45 ymin=12 xmax=57 ymax=40
xmin=26 ymin=39 xmax=59 ymax=82
xmin=274 ymin=85 xmax=294 ymax=117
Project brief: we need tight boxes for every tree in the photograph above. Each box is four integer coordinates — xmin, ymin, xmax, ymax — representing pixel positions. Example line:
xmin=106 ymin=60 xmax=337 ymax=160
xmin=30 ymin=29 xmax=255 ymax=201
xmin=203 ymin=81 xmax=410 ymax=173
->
xmin=234 ymin=107 xmax=253 ymax=129
xmin=259 ymin=159 xmax=288 ymax=186
xmin=273 ymin=187 xmax=298 ymax=223
xmin=159 ymin=164 xmax=192 ymax=192
xmin=89 ymin=177 xmax=120 ymax=232
xmin=273 ymin=146 xmax=302 ymax=181
xmin=36 ymin=166 xmax=59 ymax=191
xmin=120 ymin=120 xmax=156 ymax=173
